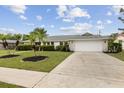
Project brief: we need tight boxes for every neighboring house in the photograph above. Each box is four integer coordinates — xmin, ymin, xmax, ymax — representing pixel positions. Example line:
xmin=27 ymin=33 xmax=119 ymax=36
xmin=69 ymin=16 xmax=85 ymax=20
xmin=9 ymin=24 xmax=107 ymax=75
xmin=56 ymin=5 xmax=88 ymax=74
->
xmin=0 ymin=40 xmax=23 ymax=49
xmin=116 ymin=33 xmax=124 ymax=50
xmin=24 ymin=33 xmax=110 ymax=52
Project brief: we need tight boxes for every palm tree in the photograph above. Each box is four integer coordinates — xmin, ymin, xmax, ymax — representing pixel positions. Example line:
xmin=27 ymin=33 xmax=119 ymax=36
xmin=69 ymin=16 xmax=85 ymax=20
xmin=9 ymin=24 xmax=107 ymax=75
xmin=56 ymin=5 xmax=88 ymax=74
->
xmin=28 ymin=32 xmax=37 ymax=56
xmin=118 ymin=8 xmax=124 ymax=31
xmin=33 ymin=28 xmax=47 ymax=51
xmin=0 ymin=34 xmax=6 ymax=49
xmin=13 ymin=34 xmax=21 ymax=54
xmin=0 ymin=34 xmax=11 ymax=54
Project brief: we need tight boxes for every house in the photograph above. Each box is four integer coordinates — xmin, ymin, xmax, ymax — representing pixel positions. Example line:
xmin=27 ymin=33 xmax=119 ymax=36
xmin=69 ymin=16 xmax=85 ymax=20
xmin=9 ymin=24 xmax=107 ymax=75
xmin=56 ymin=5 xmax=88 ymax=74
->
xmin=23 ymin=33 xmax=110 ymax=52
xmin=0 ymin=40 xmax=23 ymax=49
xmin=116 ymin=33 xmax=124 ymax=49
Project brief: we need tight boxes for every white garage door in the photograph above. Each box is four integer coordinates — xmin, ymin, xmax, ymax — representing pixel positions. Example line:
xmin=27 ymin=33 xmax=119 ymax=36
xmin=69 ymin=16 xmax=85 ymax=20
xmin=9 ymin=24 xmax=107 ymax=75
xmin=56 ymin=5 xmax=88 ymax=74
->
xmin=73 ymin=40 xmax=104 ymax=52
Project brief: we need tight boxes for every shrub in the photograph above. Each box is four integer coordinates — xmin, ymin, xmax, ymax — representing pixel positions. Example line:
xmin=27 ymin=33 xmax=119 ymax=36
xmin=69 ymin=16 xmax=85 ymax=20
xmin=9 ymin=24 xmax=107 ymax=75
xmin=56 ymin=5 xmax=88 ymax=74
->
xmin=41 ymin=45 xmax=55 ymax=51
xmin=17 ymin=45 xmax=32 ymax=50
xmin=56 ymin=45 xmax=70 ymax=51
xmin=107 ymin=42 xmax=122 ymax=53
xmin=17 ymin=44 xmax=55 ymax=51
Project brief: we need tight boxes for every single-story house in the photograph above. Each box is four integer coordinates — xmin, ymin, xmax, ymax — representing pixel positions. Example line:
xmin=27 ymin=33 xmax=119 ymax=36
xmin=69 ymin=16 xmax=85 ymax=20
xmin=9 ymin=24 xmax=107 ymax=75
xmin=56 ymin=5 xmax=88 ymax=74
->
xmin=0 ymin=40 xmax=23 ymax=49
xmin=24 ymin=33 xmax=110 ymax=52
xmin=116 ymin=33 xmax=124 ymax=50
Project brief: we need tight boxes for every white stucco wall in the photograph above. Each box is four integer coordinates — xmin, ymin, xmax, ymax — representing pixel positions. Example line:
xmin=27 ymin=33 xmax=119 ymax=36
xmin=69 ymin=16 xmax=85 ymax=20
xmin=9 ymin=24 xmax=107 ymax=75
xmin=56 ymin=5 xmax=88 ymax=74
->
xmin=69 ymin=40 xmax=107 ymax=52
xmin=117 ymin=35 xmax=124 ymax=50
xmin=54 ymin=41 xmax=60 ymax=48
xmin=69 ymin=41 xmax=75 ymax=51
xmin=122 ymin=41 xmax=124 ymax=50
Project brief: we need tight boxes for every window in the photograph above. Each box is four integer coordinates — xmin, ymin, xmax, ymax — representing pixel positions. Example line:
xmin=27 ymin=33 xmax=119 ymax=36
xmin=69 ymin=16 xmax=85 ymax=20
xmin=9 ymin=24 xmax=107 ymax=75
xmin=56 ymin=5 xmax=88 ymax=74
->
xmin=51 ymin=42 xmax=54 ymax=45
xmin=64 ymin=42 xmax=68 ymax=45
xmin=60 ymin=42 xmax=63 ymax=45
xmin=35 ymin=42 xmax=41 ymax=45
xmin=47 ymin=42 xmax=50 ymax=45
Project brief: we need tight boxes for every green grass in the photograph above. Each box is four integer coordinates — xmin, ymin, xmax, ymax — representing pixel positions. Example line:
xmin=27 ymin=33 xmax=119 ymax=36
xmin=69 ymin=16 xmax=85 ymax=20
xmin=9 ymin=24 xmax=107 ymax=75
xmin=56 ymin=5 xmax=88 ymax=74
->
xmin=0 ymin=51 xmax=72 ymax=72
xmin=0 ymin=50 xmax=25 ymax=55
xmin=0 ymin=81 xmax=22 ymax=88
xmin=107 ymin=51 xmax=124 ymax=61
xmin=0 ymin=50 xmax=10 ymax=55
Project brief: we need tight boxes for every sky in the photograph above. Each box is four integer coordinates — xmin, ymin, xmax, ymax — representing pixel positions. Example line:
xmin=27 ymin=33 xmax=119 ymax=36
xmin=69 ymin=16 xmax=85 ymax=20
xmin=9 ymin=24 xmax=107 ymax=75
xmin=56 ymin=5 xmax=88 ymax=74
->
xmin=0 ymin=5 xmax=124 ymax=36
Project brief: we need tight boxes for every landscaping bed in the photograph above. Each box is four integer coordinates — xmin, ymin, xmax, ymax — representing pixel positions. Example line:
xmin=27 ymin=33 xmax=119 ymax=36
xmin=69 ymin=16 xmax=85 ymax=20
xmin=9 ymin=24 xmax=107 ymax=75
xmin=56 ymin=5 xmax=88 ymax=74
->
xmin=0 ymin=51 xmax=72 ymax=72
xmin=0 ymin=54 xmax=20 ymax=59
xmin=22 ymin=56 xmax=48 ymax=62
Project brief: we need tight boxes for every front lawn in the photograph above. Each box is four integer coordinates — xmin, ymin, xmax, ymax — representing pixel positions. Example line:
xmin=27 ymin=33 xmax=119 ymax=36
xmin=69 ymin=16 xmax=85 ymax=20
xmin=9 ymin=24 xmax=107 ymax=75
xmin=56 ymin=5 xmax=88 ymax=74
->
xmin=0 ymin=50 xmax=12 ymax=55
xmin=0 ymin=81 xmax=22 ymax=88
xmin=0 ymin=51 xmax=72 ymax=72
xmin=107 ymin=51 xmax=124 ymax=61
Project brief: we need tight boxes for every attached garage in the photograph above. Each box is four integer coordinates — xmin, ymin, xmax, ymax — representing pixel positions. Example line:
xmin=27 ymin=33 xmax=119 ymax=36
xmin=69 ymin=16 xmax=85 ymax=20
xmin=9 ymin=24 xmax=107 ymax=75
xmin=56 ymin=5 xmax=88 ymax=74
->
xmin=69 ymin=40 xmax=107 ymax=52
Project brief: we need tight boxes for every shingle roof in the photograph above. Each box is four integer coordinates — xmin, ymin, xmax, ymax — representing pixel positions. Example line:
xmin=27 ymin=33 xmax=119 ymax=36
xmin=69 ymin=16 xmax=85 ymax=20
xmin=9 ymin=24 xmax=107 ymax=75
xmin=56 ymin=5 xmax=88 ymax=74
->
xmin=0 ymin=40 xmax=22 ymax=43
xmin=45 ymin=35 xmax=110 ymax=42
xmin=22 ymin=34 xmax=110 ymax=43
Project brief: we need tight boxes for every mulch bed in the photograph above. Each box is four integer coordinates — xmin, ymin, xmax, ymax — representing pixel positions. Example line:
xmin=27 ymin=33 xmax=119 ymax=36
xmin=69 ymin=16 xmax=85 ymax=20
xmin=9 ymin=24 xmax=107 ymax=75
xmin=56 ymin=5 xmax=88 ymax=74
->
xmin=22 ymin=56 xmax=48 ymax=62
xmin=0 ymin=54 xmax=20 ymax=58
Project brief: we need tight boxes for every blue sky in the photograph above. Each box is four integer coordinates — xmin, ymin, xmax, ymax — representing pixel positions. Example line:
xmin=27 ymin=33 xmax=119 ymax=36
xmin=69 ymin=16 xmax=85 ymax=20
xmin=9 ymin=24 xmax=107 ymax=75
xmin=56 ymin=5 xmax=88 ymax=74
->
xmin=0 ymin=5 xmax=124 ymax=36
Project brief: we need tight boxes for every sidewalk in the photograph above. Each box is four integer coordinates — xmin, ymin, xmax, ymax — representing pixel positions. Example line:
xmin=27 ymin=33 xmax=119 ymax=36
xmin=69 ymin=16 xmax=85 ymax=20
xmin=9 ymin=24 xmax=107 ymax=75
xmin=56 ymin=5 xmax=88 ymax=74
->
xmin=0 ymin=67 xmax=47 ymax=88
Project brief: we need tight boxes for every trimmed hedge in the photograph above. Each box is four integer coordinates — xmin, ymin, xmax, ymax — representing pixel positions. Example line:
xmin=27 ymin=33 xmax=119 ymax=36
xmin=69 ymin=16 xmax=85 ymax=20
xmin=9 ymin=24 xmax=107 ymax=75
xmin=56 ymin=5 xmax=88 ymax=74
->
xmin=17 ymin=45 xmax=55 ymax=51
xmin=17 ymin=45 xmax=32 ymax=50
xmin=41 ymin=45 xmax=55 ymax=51
xmin=56 ymin=45 xmax=70 ymax=51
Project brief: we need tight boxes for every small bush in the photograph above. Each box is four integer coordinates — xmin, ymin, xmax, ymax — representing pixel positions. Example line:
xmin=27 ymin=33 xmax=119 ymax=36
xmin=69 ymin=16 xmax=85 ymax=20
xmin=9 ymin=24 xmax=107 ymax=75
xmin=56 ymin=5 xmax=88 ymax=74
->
xmin=41 ymin=45 xmax=55 ymax=51
xmin=17 ymin=44 xmax=55 ymax=51
xmin=17 ymin=45 xmax=32 ymax=50
xmin=107 ymin=42 xmax=122 ymax=53
xmin=56 ymin=45 xmax=70 ymax=51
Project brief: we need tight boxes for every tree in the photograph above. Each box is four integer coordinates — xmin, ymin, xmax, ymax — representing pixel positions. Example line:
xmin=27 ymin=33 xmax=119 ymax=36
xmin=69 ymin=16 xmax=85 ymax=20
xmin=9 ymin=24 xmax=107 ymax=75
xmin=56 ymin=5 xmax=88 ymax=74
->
xmin=32 ymin=27 xmax=47 ymax=51
xmin=23 ymin=34 xmax=29 ymax=40
xmin=0 ymin=34 xmax=11 ymax=54
xmin=14 ymin=34 xmax=21 ymax=52
xmin=28 ymin=32 xmax=37 ymax=56
xmin=110 ymin=33 xmax=118 ymax=40
xmin=118 ymin=7 xmax=124 ymax=31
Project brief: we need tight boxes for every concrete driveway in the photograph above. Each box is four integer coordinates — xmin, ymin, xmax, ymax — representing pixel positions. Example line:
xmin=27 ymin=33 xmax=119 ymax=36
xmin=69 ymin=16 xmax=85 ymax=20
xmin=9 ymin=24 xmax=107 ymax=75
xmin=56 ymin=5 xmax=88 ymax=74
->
xmin=34 ymin=52 xmax=124 ymax=88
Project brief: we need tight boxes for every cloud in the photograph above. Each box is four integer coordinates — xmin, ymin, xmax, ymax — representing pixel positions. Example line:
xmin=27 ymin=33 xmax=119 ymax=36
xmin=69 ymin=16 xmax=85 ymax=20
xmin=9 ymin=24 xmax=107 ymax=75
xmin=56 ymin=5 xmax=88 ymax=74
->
xmin=36 ymin=15 xmax=42 ymax=21
xmin=7 ymin=5 xmax=27 ymax=14
xmin=97 ymin=20 xmax=102 ymax=24
xmin=106 ymin=11 xmax=112 ymax=16
xmin=57 ymin=5 xmax=90 ymax=22
xmin=24 ymin=23 xmax=35 ymax=26
xmin=68 ymin=7 xmax=90 ymax=18
xmin=63 ymin=18 xmax=73 ymax=22
xmin=50 ymin=25 xmax=55 ymax=28
xmin=112 ymin=5 xmax=124 ymax=14
xmin=41 ymin=25 xmax=45 ymax=28
xmin=106 ymin=20 xmax=112 ymax=24
xmin=0 ymin=27 xmax=17 ymax=34
xmin=7 ymin=5 xmax=27 ymax=21
xmin=57 ymin=5 xmax=67 ymax=17
xmin=96 ymin=25 xmax=104 ymax=30
xmin=60 ymin=23 xmax=93 ymax=33
xmin=19 ymin=15 xmax=27 ymax=20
